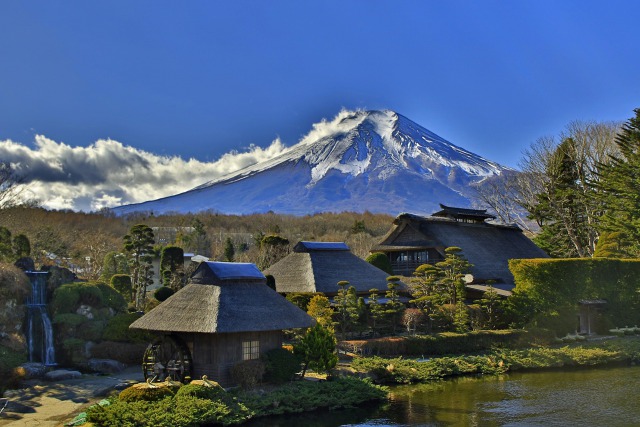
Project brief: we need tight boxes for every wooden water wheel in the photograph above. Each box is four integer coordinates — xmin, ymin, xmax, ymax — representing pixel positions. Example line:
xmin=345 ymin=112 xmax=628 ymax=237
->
xmin=142 ymin=335 xmax=193 ymax=383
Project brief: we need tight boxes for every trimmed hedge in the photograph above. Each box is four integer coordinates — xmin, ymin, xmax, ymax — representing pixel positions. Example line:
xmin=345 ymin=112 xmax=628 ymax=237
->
xmin=509 ymin=258 xmax=640 ymax=330
xmin=340 ymin=329 xmax=552 ymax=357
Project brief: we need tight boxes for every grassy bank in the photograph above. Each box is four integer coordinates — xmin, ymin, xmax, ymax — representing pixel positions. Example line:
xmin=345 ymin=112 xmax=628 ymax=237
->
xmin=350 ymin=337 xmax=640 ymax=384
xmin=84 ymin=377 xmax=387 ymax=427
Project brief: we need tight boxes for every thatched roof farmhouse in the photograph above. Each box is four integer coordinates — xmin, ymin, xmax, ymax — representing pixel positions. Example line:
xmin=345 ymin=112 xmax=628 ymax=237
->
xmin=130 ymin=261 xmax=314 ymax=386
xmin=371 ymin=205 xmax=548 ymax=294
xmin=264 ymin=241 xmax=400 ymax=296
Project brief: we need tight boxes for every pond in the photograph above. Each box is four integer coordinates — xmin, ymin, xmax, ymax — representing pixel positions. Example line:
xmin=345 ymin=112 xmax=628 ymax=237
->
xmin=244 ymin=365 xmax=640 ymax=426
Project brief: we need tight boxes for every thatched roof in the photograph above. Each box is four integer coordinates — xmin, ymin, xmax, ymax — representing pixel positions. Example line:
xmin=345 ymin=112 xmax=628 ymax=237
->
xmin=264 ymin=241 xmax=400 ymax=295
xmin=130 ymin=261 xmax=314 ymax=334
xmin=372 ymin=212 xmax=548 ymax=285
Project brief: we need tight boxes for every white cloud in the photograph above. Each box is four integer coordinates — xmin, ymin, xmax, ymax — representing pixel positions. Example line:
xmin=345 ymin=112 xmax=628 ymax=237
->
xmin=0 ymin=136 xmax=290 ymax=212
xmin=298 ymin=108 xmax=366 ymax=146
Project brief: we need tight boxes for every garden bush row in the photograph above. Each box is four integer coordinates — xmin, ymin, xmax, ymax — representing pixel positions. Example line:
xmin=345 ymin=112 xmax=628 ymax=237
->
xmin=340 ymin=329 xmax=554 ymax=357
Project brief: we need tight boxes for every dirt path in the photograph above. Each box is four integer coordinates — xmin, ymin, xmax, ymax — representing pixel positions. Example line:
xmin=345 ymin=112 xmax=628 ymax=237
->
xmin=0 ymin=367 xmax=143 ymax=427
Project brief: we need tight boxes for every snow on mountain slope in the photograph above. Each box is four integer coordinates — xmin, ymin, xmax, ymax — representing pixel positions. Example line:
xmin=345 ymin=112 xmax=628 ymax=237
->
xmin=112 ymin=110 xmax=510 ymax=216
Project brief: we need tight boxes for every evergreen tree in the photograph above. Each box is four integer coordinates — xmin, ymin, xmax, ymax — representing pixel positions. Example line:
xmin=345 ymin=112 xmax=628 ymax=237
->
xmin=334 ymin=280 xmax=359 ymax=340
xmin=123 ymin=224 xmax=155 ymax=311
xmin=110 ymin=274 xmax=133 ymax=303
xmin=293 ymin=324 xmax=338 ymax=377
xmin=593 ymin=231 xmax=632 ymax=258
xmin=160 ymin=245 xmax=184 ymax=289
xmin=436 ymin=247 xmax=472 ymax=305
xmin=0 ymin=226 xmax=12 ymax=261
xmin=307 ymin=294 xmax=334 ymax=330
xmin=101 ymin=251 xmax=129 ymax=283
xmin=453 ymin=301 xmax=470 ymax=333
xmin=477 ymin=284 xmax=503 ymax=330
xmin=409 ymin=263 xmax=443 ymax=332
xmin=223 ymin=237 xmax=235 ymax=262
xmin=385 ymin=276 xmax=405 ymax=334
xmin=368 ymin=288 xmax=386 ymax=337
xmin=12 ymin=233 xmax=30 ymax=259
xmin=596 ymin=108 xmax=640 ymax=256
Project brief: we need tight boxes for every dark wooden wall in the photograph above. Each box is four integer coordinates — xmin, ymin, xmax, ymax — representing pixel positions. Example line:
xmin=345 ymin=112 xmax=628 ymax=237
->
xmin=182 ymin=330 xmax=283 ymax=387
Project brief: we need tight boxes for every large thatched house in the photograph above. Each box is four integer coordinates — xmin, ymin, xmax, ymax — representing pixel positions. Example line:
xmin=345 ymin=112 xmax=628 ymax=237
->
xmin=130 ymin=261 xmax=314 ymax=386
xmin=264 ymin=241 xmax=400 ymax=297
xmin=371 ymin=205 xmax=548 ymax=294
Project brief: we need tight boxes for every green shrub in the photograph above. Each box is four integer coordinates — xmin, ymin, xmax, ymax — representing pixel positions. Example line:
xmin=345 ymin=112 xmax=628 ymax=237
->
xmin=119 ymin=384 xmax=179 ymax=402
xmin=175 ymin=383 xmax=226 ymax=401
xmin=86 ymin=377 xmax=386 ymax=426
xmin=53 ymin=313 xmax=88 ymax=327
xmin=96 ymin=283 xmax=127 ymax=313
xmin=154 ymin=286 xmax=174 ymax=302
xmin=90 ymin=341 xmax=148 ymax=365
xmin=0 ymin=345 xmax=27 ymax=394
xmin=51 ymin=282 xmax=106 ymax=314
xmin=77 ymin=320 xmax=106 ymax=341
xmin=51 ymin=283 xmax=82 ymax=314
xmin=102 ymin=312 xmax=152 ymax=343
xmin=231 ymin=359 xmax=265 ymax=389
xmin=262 ymin=347 xmax=302 ymax=384
xmin=366 ymin=252 xmax=393 ymax=275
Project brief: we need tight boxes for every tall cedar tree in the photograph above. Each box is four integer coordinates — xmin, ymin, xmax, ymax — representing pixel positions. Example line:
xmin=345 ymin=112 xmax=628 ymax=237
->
xmin=123 ymin=224 xmax=155 ymax=310
xmin=595 ymin=108 xmax=640 ymax=256
xmin=530 ymin=138 xmax=594 ymax=257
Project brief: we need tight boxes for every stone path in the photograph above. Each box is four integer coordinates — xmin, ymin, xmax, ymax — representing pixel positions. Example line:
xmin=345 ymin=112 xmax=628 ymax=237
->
xmin=0 ymin=367 xmax=143 ymax=427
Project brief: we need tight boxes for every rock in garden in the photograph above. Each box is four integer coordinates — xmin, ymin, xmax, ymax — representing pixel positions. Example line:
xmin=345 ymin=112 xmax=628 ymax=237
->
xmin=20 ymin=362 xmax=48 ymax=379
xmin=44 ymin=369 xmax=82 ymax=381
xmin=88 ymin=358 xmax=126 ymax=374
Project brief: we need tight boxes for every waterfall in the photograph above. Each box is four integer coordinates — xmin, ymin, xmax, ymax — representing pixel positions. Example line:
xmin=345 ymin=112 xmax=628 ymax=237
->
xmin=25 ymin=272 xmax=56 ymax=366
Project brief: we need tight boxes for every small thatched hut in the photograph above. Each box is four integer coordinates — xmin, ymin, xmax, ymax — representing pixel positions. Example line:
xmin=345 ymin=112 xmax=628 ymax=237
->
xmin=264 ymin=241 xmax=400 ymax=297
xmin=371 ymin=205 xmax=548 ymax=294
xmin=130 ymin=261 xmax=314 ymax=386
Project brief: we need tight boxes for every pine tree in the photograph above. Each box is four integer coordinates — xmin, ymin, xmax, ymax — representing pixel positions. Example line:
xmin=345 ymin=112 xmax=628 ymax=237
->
xmin=596 ymin=108 xmax=640 ymax=256
xmin=368 ymin=288 xmax=386 ymax=337
xmin=385 ymin=276 xmax=405 ymax=334
xmin=436 ymin=247 xmax=472 ymax=305
xmin=223 ymin=237 xmax=235 ymax=262
xmin=334 ymin=281 xmax=359 ymax=340
xmin=123 ymin=224 xmax=155 ymax=311
xmin=293 ymin=324 xmax=338 ymax=377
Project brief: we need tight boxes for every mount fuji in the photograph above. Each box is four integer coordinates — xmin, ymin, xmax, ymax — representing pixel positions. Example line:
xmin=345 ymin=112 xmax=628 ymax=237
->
xmin=112 ymin=110 xmax=510 ymax=216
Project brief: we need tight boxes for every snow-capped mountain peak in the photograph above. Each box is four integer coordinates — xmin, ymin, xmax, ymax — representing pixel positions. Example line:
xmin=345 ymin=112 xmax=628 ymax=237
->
xmin=112 ymin=109 xmax=510 ymax=216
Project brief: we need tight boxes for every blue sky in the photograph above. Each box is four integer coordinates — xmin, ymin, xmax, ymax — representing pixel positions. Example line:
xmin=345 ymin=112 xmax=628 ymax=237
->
xmin=0 ymin=1 xmax=638 ymax=211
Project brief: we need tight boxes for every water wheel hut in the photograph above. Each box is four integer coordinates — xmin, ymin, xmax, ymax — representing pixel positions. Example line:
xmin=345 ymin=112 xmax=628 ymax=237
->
xmin=129 ymin=261 xmax=314 ymax=387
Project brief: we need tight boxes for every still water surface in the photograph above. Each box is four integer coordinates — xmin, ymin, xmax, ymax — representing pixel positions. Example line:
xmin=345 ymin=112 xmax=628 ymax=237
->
xmin=245 ymin=366 xmax=640 ymax=426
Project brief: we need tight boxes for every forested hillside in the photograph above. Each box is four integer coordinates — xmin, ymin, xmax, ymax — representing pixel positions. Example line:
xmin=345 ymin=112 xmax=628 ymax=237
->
xmin=0 ymin=207 xmax=393 ymax=279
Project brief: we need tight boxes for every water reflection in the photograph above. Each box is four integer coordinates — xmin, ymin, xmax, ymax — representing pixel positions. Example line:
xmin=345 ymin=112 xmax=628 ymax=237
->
xmin=243 ymin=366 xmax=640 ymax=427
